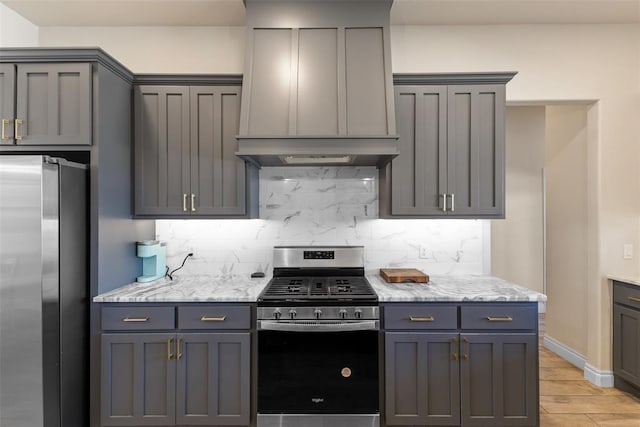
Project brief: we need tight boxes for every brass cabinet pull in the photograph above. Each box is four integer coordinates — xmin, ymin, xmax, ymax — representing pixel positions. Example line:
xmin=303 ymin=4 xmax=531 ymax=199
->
xmin=167 ymin=338 xmax=174 ymax=360
xmin=463 ymin=337 xmax=469 ymax=360
xmin=486 ymin=316 xmax=513 ymax=322
xmin=201 ymin=316 xmax=226 ymax=322
xmin=14 ymin=119 xmax=23 ymax=141
xmin=182 ymin=194 xmax=188 ymax=212
xmin=453 ymin=337 xmax=459 ymax=361
xmin=1 ymin=119 xmax=10 ymax=140
xmin=450 ymin=193 xmax=455 ymax=212
xmin=122 ymin=317 xmax=149 ymax=322
xmin=177 ymin=338 xmax=183 ymax=360
xmin=441 ymin=194 xmax=447 ymax=212
xmin=190 ymin=194 xmax=196 ymax=212
xmin=409 ymin=316 xmax=435 ymax=322
xmin=628 ymin=296 xmax=640 ymax=303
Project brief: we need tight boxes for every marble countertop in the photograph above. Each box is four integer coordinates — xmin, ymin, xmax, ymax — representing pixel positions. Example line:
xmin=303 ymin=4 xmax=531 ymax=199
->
xmin=93 ymin=275 xmax=271 ymax=303
xmin=609 ymin=276 xmax=640 ymax=287
xmin=368 ymin=273 xmax=547 ymax=302
xmin=95 ymin=272 xmax=546 ymax=303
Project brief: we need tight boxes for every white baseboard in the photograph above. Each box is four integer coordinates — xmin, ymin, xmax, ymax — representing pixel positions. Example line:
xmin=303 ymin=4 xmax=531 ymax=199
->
xmin=584 ymin=363 xmax=614 ymax=387
xmin=543 ymin=335 xmax=614 ymax=387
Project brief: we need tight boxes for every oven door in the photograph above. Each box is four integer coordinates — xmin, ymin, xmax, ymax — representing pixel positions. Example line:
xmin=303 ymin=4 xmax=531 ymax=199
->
xmin=258 ymin=329 xmax=379 ymax=414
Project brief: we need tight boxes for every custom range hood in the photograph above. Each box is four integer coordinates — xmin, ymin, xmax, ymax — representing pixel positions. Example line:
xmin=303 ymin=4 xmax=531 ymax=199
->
xmin=236 ymin=0 xmax=399 ymax=167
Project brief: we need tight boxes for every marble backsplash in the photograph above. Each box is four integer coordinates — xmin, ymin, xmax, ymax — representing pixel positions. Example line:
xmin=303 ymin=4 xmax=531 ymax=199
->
xmin=156 ymin=167 xmax=487 ymax=277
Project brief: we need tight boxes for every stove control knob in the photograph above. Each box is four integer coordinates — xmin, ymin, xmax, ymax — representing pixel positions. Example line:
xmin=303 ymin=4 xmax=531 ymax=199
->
xmin=354 ymin=308 xmax=363 ymax=319
xmin=314 ymin=309 xmax=322 ymax=319
xmin=339 ymin=309 xmax=348 ymax=319
xmin=273 ymin=309 xmax=282 ymax=320
xmin=289 ymin=309 xmax=297 ymax=319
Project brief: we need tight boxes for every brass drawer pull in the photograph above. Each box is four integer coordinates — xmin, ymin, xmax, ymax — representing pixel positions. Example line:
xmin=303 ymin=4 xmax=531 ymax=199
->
xmin=122 ymin=317 xmax=149 ymax=322
xmin=410 ymin=316 xmax=435 ymax=322
xmin=628 ymin=296 xmax=640 ymax=303
xmin=14 ymin=118 xmax=23 ymax=141
xmin=191 ymin=194 xmax=196 ymax=212
xmin=486 ymin=316 xmax=513 ymax=322
xmin=463 ymin=337 xmax=469 ymax=360
xmin=1 ymin=119 xmax=10 ymax=140
xmin=453 ymin=337 xmax=459 ymax=361
xmin=177 ymin=338 xmax=183 ymax=360
xmin=201 ymin=316 xmax=226 ymax=322
xmin=167 ymin=338 xmax=174 ymax=360
xmin=182 ymin=194 xmax=188 ymax=212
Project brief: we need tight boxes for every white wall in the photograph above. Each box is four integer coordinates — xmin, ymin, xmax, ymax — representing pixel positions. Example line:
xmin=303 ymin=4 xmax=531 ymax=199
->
xmin=39 ymin=26 xmax=245 ymax=73
xmin=491 ymin=106 xmax=545 ymax=294
xmin=545 ymin=105 xmax=590 ymax=357
xmin=35 ymin=22 xmax=640 ymax=373
xmin=0 ymin=4 xmax=38 ymax=47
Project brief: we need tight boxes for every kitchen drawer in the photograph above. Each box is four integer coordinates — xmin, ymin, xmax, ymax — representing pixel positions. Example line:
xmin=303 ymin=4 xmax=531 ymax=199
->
xmin=384 ymin=304 xmax=458 ymax=330
xmin=460 ymin=304 xmax=537 ymax=330
xmin=614 ymin=281 xmax=640 ymax=311
xmin=101 ymin=306 xmax=175 ymax=331
xmin=178 ymin=305 xmax=251 ymax=330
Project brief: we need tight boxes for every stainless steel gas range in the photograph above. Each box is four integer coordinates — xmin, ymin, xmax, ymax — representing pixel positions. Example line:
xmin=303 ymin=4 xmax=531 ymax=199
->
xmin=256 ymin=246 xmax=379 ymax=427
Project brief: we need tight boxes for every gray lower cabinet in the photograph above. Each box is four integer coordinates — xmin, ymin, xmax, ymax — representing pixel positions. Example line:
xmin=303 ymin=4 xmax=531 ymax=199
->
xmin=384 ymin=303 xmax=538 ymax=426
xmin=0 ymin=63 xmax=91 ymax=146
xmin=134 ymin=85 xmax=256 ymax=218
xmin=100 ymin=305 xmax=251 ymax=427
xmin=380 ymin=74 xmax=515 ymax=219
xmin=613 ymin=281 xmax=640 ymax=395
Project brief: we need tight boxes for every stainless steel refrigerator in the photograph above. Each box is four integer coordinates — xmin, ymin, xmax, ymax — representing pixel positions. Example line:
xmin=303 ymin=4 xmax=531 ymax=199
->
xmin=0 ymin=155 xmax=87 ymax=427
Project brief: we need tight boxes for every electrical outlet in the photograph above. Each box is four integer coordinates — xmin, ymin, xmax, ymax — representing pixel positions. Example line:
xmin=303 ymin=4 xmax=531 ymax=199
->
xmin=624 ymin=244 xmax=633 ymax=260
xmin=419 ymin=244 xmax=429 ymax=259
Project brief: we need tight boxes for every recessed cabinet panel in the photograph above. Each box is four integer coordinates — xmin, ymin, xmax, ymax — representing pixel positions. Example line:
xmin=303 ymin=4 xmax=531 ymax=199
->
xmin=614 ymin=303 xmax=640 ymax=387
xmin=0 ymin=64 xmax=16 ymax=143
xmin=15 ymin=63 xmax=91 ymax=145
xmin=248 ymin=29 xmax=292 ymax=136
xmin=345 ymin=27 xmax=388 ymax=135
xmin=297 ymin=28 xmax=339 ymax=135
xmin=134 ymin=86 xmax=190 ymax=216
xmin=448 ymin=89 xmax=473 ymax=213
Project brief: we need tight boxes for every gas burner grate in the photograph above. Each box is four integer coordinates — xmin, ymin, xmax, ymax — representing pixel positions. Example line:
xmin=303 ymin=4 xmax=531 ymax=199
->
xmin=259 ymin=276 xmax=377 ymax=301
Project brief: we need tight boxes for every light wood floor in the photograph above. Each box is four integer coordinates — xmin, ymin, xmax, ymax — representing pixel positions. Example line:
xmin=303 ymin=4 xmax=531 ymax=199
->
xmin=539 ymin=315 xmax=640 ymax=426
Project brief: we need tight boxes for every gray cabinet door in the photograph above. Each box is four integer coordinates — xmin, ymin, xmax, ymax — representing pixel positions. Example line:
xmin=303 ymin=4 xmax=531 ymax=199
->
xmin=613 ymin=304 xmax=640 ymax=387
xmin=460 ymin=333 xmax=538 ymax=426
xmin=15 ymin=63 xmax=91 ymax=145
xmin=0 ymin=64 xmax=15 ymax=144
xmin=134 ymin=86 xmax=190 ymax=216
xmin=101 ymin=333 xmax=176 ymax=426
xmin=190 ymin=87 xmax=246 ymax=216
xmin=385 ymin=332 xmax=460 ymax=425
xmin=389 ymin=86 xmax=448 ymax=216
xmin=447 ymin=85 xmax=505 ymax=217
xmin=176 ymin=333 xmax=250 ymax=426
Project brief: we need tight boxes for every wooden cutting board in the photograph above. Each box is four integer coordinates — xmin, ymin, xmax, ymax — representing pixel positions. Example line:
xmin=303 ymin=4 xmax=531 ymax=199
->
xmin=380 ymin=268 xmax=429 ymax=283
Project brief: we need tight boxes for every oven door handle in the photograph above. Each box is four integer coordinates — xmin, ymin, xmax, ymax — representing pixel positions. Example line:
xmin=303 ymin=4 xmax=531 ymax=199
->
xmin=257 ymin=320 xmax=379 ymax=332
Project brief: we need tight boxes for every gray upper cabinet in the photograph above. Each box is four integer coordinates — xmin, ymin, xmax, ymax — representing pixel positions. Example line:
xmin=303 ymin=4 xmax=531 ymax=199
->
xmin=0 ymin=64 xmax=16 ymax=143
xmin=380 ymin=74 xmax=515 ymax=219
xmin=1 ymin=63 xmax=92 ymax=146
xmin=134 ymin=84 xmax=257 ymax=218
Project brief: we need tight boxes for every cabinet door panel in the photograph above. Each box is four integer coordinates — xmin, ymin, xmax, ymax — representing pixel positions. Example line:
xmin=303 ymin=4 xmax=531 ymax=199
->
xmin=101 ymin=333 xmax=176 ymax=426
xmin=460 ymin=333 xmax=537 ymax=426
xmin=390 ymin=86 xmax=447 ymax=216
xmin=0 ymin=64 xmax=15 ymax=143
xmin=385 ymin=332 xmax=459 ymax=425
xmin=15 ymin=63 xmax=91 ymax=145
xmin=177 ymin=333 xmax=250 ymax=426
xmin=614 ymin=304 xmax=640 ymax=386
xmin=448 ymin=85 xmax=505 ymax=217
xmin=134 ymin=86 xmax=190 ymax=215
xmin=190 ymin=86 xmax=246 ymax=216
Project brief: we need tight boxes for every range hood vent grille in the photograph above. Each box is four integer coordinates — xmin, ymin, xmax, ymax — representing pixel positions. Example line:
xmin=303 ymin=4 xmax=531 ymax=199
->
xmin=236 ymin=0 xmax=398 ymax=168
